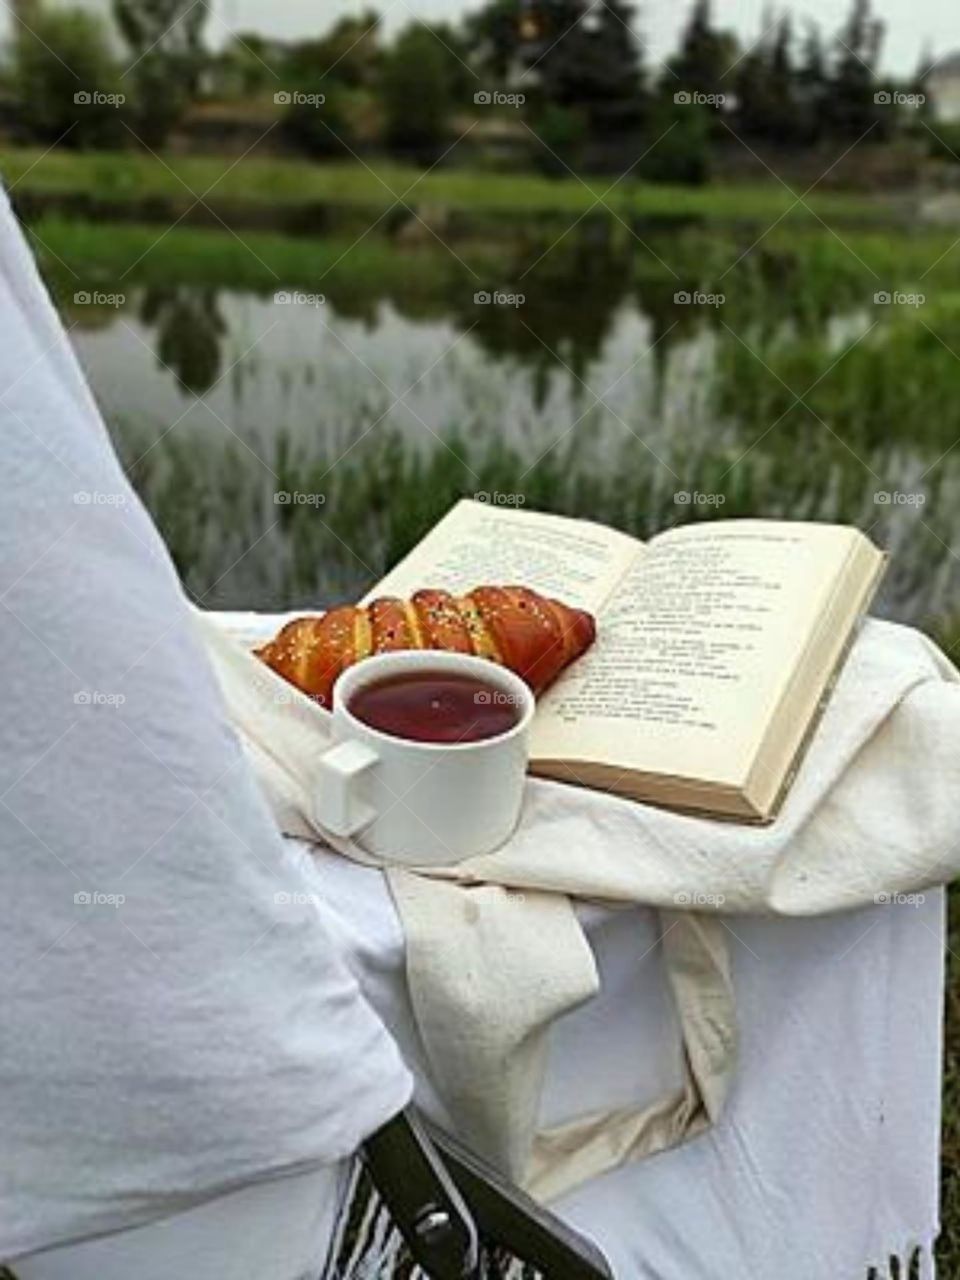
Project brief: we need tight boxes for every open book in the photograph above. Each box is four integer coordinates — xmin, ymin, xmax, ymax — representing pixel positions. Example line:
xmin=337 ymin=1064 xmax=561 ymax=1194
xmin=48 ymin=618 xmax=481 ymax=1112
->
xmin=369 ymin=500 xmax=886 ymax=822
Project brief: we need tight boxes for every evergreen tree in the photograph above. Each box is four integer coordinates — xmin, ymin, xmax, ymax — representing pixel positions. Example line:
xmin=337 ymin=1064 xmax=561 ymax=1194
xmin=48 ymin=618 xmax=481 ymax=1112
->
xmin=535 ymin=0 xmax=646 ymax=139
xmin=732 ymin=13 xmax=781 ymax=143
xmin=671 ymin=0 xmax=737 ymax=102
xmin=823 ymin=0 xmax=885 ymax=138
xmin=767 ymin=14 xmax=797 ymax=142
xmin=795 ymin=20 xmax=830 ymax=144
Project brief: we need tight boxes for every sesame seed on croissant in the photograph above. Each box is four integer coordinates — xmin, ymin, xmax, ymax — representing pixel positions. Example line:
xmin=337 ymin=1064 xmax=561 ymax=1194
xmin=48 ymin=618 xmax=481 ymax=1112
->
xmin=255 ymin=585 xmax=596 ymax=709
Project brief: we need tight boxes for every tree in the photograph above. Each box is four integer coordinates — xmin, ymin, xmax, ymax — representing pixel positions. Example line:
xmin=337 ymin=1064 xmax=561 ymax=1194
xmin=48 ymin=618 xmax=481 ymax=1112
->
xmin=531 ymin=0 xmax=647 ymax=168
xmin=14 ymin=9 xmax=124 ymax=148
xmin=795 ymin=21 xmax=830 ymax=144
xmin=113 ymin=0 xmax=209 ymax=146
xmin=214 ymin=33 xmax=286 ymax=99
xmin=462 ymin=0 xmax=522 ymax=81
xmin=767 ymin=15 xmax=798 ymax=141
xmin=641 ymin=91 xmax=712 ymax=184
xmin=823 ymin=0 xmax=886 ymax=139
xmin=671 ymin=0 xmax=738 ymax=103
xmin=731 ymin=12 xmax=811 ymax=146
xmin=380 ymin=23 xmax=461 ymax=156
xmin=732 ymin=17 xmax=781 ymax=143
xmin=284 ymin=13 xmax=382 ymax=91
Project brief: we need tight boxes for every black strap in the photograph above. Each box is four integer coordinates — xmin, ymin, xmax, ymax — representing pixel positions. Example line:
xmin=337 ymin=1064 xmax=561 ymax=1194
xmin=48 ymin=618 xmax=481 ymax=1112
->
xmin=362 ymin=1108 xmax=479 ymax=1279
xmin=361 ymin=1108 xmax=613 ymax=1280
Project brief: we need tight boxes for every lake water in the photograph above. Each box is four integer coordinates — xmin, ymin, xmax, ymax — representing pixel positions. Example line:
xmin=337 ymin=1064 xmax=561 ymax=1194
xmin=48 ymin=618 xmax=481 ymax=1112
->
xmin=55 ymin=273 xmax=960 ymax=623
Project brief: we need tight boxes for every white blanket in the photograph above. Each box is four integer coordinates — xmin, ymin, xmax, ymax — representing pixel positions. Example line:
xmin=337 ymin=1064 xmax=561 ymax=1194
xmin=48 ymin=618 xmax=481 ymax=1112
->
xmin=201 ymin=608 xmax=959 ymax=1203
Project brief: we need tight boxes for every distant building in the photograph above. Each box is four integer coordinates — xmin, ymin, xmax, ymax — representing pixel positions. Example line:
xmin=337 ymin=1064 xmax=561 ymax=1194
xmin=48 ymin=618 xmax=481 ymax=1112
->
xmin=927 ymin=53 xmax=960 ymax=124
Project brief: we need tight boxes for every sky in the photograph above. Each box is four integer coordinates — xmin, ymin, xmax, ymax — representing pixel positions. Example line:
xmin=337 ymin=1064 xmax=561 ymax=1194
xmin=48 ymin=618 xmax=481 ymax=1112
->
xmin=208 ymin=0 xmax=959 ymax=77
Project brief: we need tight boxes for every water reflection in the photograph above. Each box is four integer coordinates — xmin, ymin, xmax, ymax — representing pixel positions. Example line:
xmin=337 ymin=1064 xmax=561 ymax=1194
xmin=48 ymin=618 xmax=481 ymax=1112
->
xmin=139 ymin=287 xmax=227 ymax=394
xmin=50 ymin=243 xmax=960 ymax=625
xmin=66 ymin=281 xmax=675 ymax=454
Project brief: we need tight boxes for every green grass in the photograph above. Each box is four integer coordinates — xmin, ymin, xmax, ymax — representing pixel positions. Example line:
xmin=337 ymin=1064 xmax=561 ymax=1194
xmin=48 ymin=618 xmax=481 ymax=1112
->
xmin=26 ymin=216 xmax=495 ymax=293
xmin=22 ymin=212 xmax=960 ymax=301
xmin=5 ymin=213 xmax=620 ymax=295
xmin=0 ymin=146 xmax=897 ymax=225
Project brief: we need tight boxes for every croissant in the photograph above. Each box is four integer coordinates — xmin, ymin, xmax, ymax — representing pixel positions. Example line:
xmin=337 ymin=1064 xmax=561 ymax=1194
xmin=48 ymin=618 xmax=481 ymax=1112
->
xmin=255 ymin=586 xmax=596 ymax=709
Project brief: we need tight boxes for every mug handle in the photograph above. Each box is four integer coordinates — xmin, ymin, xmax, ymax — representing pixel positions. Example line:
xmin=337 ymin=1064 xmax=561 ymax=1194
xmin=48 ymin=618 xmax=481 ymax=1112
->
xmin=314 ymin=739 xmax=379 ymax=837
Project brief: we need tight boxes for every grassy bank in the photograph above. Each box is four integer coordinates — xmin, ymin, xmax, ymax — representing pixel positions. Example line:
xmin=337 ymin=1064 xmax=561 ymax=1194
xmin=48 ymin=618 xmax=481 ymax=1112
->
xmin=26 ymin=216 xmax=495 ymax=293
xmin=0 ymin=147 xmax=898 ymax=227
xmin=23 ymin=213 xmax=959 ymax=297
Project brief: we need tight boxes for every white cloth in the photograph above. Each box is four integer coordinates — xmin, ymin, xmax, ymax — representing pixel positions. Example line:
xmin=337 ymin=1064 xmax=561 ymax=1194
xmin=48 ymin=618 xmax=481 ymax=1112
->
xmin=13 ymin=1167 xmax=345 ymax=1280
xmin=0 ymin=188 xmax=411 ymax=1264
xmin=15 ymin=858 xmax=945 ymax=1279
xmin=200 ymin=606 xmax=959 ymax=1201
xmin=303 ymin=846 xmax=945 ymax=1278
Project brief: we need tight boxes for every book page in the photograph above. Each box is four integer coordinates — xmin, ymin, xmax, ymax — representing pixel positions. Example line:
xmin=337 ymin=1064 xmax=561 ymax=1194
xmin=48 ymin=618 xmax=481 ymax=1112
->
xmin=369 ymin=499 xmax=642 ymax=614
xmin=532 ymin=520 xmax=867 ymax=788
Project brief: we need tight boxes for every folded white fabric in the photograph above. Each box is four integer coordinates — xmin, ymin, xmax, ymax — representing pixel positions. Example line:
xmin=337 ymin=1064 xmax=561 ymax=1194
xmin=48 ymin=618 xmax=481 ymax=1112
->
xmin=198 ymin=609 xmax=960 ymax=1200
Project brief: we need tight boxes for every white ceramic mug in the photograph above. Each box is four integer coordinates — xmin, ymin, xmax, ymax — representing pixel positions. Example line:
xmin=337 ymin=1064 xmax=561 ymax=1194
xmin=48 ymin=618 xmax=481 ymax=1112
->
xmin=313 ymin=650 xmax=535 ymax=866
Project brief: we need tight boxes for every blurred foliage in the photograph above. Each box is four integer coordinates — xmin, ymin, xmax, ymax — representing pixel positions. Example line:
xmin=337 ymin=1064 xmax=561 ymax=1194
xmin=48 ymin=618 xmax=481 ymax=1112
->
xmin=639 ymin=96 xmax=712 ymax=185
xmin=5 ymin=0 xmax=937 ymax=181
xmin=280 ymin=12 xmax=382 ymax=155
xmin=12 ymin=10 xmax=124 ymax=149
xmin=525 ymin=0 xmax=647 ymax=168
xmin=138 ymin=286 xmax=226 ymax=394
xmin=380 ymin=22 xmax=468 ymax=156
xmin=925 ymin=122 xmax=960 ymax=163
xmin=530 ymin=103 xmax=587 ymax=173
xmin=112 ymin=0 xmax=208 ymax=147
xmin=282 ymin=83 xmax=359 ymax=157
xmin=0 ymin=150 xmax=894 ymax=222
